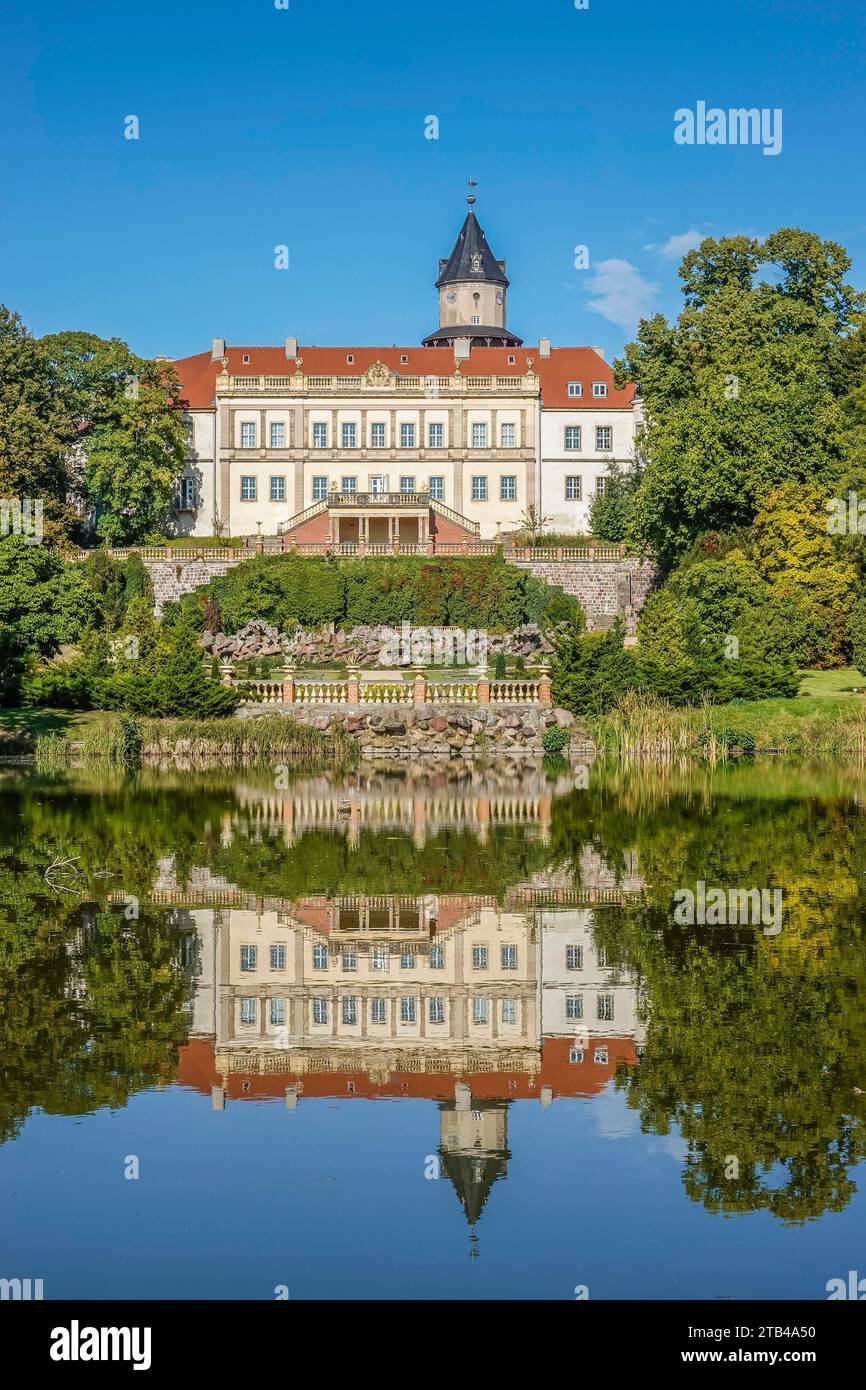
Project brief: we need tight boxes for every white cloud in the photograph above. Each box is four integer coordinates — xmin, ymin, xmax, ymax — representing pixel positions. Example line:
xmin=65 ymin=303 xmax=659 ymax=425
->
xmin=585 ymin=258 xmax=658 ymax=334
xmin=655 ymin=229 xmax=704 ymax=260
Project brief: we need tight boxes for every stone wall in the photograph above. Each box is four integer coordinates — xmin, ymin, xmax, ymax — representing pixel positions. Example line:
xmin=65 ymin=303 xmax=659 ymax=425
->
xmin=237 ymin=702 xmax=578 ymax=759
xmin=511 ymin=557 xmax=657 ymax=635
xmin=142 ymin=553 xmax=658 ymax=630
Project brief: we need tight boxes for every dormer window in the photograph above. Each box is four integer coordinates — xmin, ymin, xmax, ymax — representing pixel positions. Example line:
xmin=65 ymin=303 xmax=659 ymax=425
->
xmin=508 ymin=355 xmax=516 ymax=365
xmin=567 ymin=381 xmax=582 ymax=398
xmin=470 ymin=253 xmax=482 ymax=271
xmin=346 ymin=354 xmax=354 ymax=364
xmin=592 ymin=382 xmax=608 ymax=398
xmin=401 ymin=354 xmax=409 ymax=364
xmin=242 ymin=354 xmax=251 ymax=364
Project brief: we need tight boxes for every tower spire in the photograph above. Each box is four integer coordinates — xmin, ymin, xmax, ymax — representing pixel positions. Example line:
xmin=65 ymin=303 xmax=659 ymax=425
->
xmin=467 ymin=178 xmax=477 ymax=207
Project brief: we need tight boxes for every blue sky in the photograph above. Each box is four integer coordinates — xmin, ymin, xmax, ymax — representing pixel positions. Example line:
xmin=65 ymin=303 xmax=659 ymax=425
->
xmin=2 ymin=0 xmax=864 ymax=361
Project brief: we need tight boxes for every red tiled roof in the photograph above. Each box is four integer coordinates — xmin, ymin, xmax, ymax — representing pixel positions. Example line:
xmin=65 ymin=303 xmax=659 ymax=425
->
xmin=173 ymin=345 xmax=635 ymax=412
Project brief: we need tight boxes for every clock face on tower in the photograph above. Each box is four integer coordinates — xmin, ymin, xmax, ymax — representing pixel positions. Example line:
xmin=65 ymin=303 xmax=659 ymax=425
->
xmin=446 ymin=291 xmax=457 ymax=304
xmin=496 ymin=291 xmax=504 ymax=304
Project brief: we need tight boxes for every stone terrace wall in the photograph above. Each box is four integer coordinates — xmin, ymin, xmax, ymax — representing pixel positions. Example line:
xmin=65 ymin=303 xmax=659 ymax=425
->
xmin=142 ymin=553 xmax=657 ymax=628
xmin=512 ymin=557 xmax=657 ymax=635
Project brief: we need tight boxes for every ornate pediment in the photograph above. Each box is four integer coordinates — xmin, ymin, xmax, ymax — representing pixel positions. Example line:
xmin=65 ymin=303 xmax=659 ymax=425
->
xmin=365 ymin=360 xmax=393 ymax=388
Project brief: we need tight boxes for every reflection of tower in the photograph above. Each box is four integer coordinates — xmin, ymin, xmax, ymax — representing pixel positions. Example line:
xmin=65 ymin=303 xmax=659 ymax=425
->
xmin=438 ymin=1087 xmax=511 ymax=1245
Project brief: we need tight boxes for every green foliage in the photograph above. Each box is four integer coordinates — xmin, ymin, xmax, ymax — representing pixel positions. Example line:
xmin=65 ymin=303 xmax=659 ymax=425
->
xmin=850 ymin=595 xmax=866 ymax=672
xmin=588 ymin=461 xmax=641 ymax=542
xmin=206 ymin=554 xmax=581 ymax=635
xmin=542 ymin=725 xmax=569 ymax=755
xmin=81 ymin=550 xmax=153 ymax=629
xmin=0 ymin=307 xmax=76 ymax=540
xmin=552 ymin=621 xmax=639 ymax=716
xmin=93 ymin=607 xmax=238 ymax=718
xmin=494 ymin=652 xmax=506 ymax=680
xmin=0 ymin=536 xmax=98 ymax=701
xmin=620 ymin=230 xmax=865 ymax=561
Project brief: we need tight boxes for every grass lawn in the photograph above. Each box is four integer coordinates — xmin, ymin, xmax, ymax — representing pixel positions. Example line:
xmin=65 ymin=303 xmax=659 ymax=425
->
xmin=798 ymin=667 xmax=866 ymax=698
xmin=0 ymin=708 xmax=104 ymax=750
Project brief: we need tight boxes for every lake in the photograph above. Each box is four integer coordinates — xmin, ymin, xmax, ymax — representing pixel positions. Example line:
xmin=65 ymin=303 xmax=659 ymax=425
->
xmin=1 ymin=758 xmax=864 ymax=1300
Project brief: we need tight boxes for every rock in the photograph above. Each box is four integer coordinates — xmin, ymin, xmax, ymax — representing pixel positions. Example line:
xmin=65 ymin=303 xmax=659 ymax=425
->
xmin=430 ymin=716 xmax=448 ymax=732
xmin=554 ymin=708 xmax=575 ymax=728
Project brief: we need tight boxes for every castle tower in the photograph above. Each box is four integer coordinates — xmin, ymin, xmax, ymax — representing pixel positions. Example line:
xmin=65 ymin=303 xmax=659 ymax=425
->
xmin=423 ymin=185 xmax=523 ymax=348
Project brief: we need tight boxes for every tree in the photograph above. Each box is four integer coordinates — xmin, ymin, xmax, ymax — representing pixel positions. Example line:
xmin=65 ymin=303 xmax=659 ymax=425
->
xmin=0 ymin=307 xmax=77 ymax=539
xmin=40 ymin=331 xmax=188 ymax=544
xmin=0 ymin=536 xmax=97 ymax=701
xmin=620 ymin=231 xmax=865 ymax=561
xmin=588 ymin=461 xmax=640 ymax=542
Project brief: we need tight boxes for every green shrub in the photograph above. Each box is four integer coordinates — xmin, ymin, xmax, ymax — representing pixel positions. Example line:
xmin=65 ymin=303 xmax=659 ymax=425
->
xmin=542 ymin=725 xmax=570 ymax=755
xmin=850 ymin=595 xmax=866 ymax=672
xmin=494 ymin=652 xmax=507 ymax=680
xmin=552 ymin=621 xmax=639 ymax=716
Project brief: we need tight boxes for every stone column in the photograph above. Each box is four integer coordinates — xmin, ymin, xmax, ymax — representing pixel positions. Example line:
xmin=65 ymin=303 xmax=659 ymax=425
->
xmin=413 ymin=667 xmax=427 ymax=706
xmin=347 ymin=667 xmax=360 ymax=705
xmin=282 ymin=667 xmax=295 ymax=705
xmin=477 ymin=668 xmax=490 ymax=705
xmin=538 ymin=663 xmax=552 ymax=707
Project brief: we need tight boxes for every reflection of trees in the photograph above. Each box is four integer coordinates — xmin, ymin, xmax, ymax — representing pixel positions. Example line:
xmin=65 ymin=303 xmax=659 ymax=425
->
xmin=570 ymin=775 xmax=866 ymax=1222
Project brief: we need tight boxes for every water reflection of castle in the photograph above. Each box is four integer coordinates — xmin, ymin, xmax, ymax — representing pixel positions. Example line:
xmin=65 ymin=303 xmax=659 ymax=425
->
xmin=175 ymin=895 xmax=645 ymax=1226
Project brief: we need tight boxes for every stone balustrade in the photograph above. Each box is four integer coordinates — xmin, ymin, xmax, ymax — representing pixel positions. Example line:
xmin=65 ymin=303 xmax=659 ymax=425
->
xmin=231 ymin=665 xmax=551 ymax=709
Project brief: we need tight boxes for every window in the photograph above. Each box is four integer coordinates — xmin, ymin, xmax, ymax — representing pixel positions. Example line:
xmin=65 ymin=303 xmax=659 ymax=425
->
xmin=400 ymin=354 xmax=409 ymax=364
xmin=596 ymin=426 xmax=612 ymax=451
xmin=472 ymin=945 xmax=488 ymax=970
xmin=270 ymin=943 xmax=286 ymax=971
xmin=429 ymin=997 xmax=445 ymax=1024
xmin=500 ymin=422 xmax=516 ymax=447
xmin=342 ymin=422 xmax=357 ymax=449
xmin=472 ymin=422 xmax=488 ymax=448
xmin=569 ymin=1047 xmax=585 ymax=1064
xmin=270 ymin=476 xmax=286 ymax=502
xmin=240 ymin=476 xmax=257 ymax=502
xmin=500 ymin=475 xmax=517 ymax=501
xmin=596 ymin=476 xmax=607 ymax=495
xmin=501 ymin=945 xmax=518 ymax=969
xmin=400 ymin=423 xmax=416 ymax=448
xmin=400 ymin=475 xmax=416 ymax=494
xmin=470 ymin=315 xmax=481 ymax=325
xmin=341 ymin=950 xmax=357 ymax=973
xmin=473 ymin=996 xmax=489 ymax=1024
xmin=370 ymin=475 xmax=386 ymax=494
xmin=270 ymin=421 xmax=286 ymax=448
xmin=597 ymin=994 xmax=615 ymax=1021
xmin=312 ymin=476 xmax=328 ymax=501
xmin=400 ymin=949 xmax=416 ymax=970
xmin=502 ymin=998 xmax=517 ymax=1025
xmin=240 ymin=997 xmax=256 ymax=1025
xmin=566 ymin=944 xmax=583 ymax=971
xmin=592 ymin=382 xmax=608 ymax=398
xmin=371 ymin=997 xmax=387 ymax=1024
xmin=429 ymin=943 xmax=445 ymax=968
xmin=428 ymin=476 xmax=444 ymax=500
xmin=370 ymin=946 xmax=389 ymax=973
xmin=567 ymin=381 xmax=583 ymax=398
xmin=346 ymin=354 xmax=354 ymax=364
xmin=313 ymin=422 xmax=329 ymax=448
xmin=341 ymin=476 xmax=357 ymax=494
xmin=242 ymin=354 xmax=251 ymax=365
xmin=241 ymin=422 xmax=256 ymax=448
xmin=565 ymin=476 xmax=582 ymax=501
xmin=270 ymin=997 xmax=286 ymax=1026
xmin=508 ymin=354 xmax=516 ymax=364
xmin=566 ymin=993 xmax=584 ymax=1021
xmin=179 ymin=477 xmax=195 ymax=510
xmin=312 ymin=997 xmax=328 ymax=1025
xmin=565 ymin=426 xmax=582 ymax=450
xmin=593 ymin=1046 xmax=609 ymax=1065
xmin=471 ymin=476 xmax=488 ymax=502
xmin=400 ymin=996 xmax=417 ymax=1023
xmin=341 ymin=996 xmax=358 ymax=1026
xmin=371 ymin=422 xmax=386 ymax=448
xmin=428 ymin=423 xmax=444 ymax=448
xmin=312 ymin=943 xmax=328 ymax=970
xmin=240 ymin=945 xmax=257 ymax=972
xmin=597 ymin=946 xmax=608 ymax=967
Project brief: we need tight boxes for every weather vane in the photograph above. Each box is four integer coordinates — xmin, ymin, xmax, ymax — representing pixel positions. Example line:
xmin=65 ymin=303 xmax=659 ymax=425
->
xmin=467 ymin=178 xmax=477 ymax=206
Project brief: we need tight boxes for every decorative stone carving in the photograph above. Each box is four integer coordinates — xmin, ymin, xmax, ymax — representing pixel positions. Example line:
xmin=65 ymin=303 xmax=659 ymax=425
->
xmin=365 ymin=360 xmax=392 ymax=388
